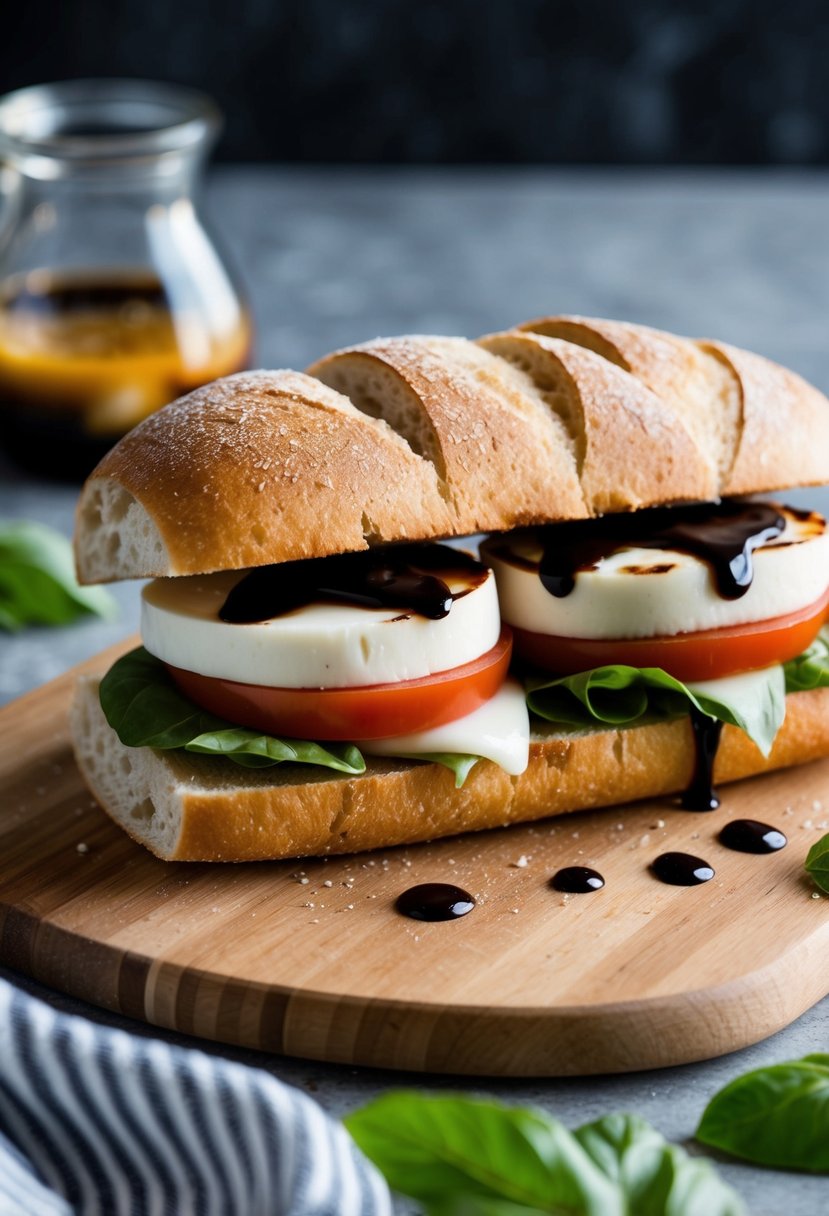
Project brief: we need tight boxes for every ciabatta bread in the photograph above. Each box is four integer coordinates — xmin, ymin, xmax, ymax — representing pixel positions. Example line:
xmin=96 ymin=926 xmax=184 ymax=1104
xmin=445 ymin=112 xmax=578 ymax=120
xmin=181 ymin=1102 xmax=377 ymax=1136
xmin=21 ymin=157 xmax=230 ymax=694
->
xmin=74 ymin=319 xmax=829 ymax=583
xmin=71 ymin=678 xmax=829 ymax=861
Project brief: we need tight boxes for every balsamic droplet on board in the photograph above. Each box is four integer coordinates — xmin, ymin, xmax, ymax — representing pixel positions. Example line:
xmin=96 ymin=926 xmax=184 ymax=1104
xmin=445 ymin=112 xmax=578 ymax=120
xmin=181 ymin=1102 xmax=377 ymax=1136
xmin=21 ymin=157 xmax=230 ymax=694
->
xmin=395 ymin=883 xmax=475 ymax=921
xmin=651 ymin=852 xmax=715 ymax=886
xmin=718 ymin=819 xmax=787 ymax=854
xmin=550 ymin=866 xmax=605 ymax=893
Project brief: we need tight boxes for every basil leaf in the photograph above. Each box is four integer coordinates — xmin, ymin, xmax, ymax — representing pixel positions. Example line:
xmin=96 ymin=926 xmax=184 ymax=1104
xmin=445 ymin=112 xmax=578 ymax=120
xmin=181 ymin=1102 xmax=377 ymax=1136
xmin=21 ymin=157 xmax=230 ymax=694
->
xmin=575 ymin=1113 xmax=744 ymax=1215
xmin=187 ymin=728 xmax=365 ymax=774
xmin=697 ymin=1055 xmax=829 ymax=1172
xmin=100 ymin=647 xmax=366 ymax=775
xmin=805 ymin=833 xmax=829 ymax=893
xmin=0 ymin=520 xmax=115 ymax=631
xmin=345 ymin=1092 xmax=622 ymax=1215
xmin=527 ymin=663 xmax=785 ymax=757
xmin=784 ymin=628 xmax=829 ymax=691
xmin=398 ymin=753 xmax=482 ymax=788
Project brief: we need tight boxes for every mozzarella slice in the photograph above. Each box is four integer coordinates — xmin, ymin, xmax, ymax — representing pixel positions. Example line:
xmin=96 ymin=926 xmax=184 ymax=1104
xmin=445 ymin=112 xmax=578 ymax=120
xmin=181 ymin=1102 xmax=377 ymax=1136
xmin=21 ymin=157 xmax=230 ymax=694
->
xmin=358 ymin=678 xmax=530 ymax=775
xmin=485 ymin=505 xmax=828 ymax=639
xmin=141 ymin=561 xmax=501 ymax=688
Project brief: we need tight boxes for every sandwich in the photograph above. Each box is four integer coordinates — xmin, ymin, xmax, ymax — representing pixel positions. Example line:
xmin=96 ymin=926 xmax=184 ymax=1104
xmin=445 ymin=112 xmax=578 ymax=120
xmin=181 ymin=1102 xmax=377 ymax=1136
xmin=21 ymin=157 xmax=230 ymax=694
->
xmin=70 ymin=317 xmax=829 ymax=861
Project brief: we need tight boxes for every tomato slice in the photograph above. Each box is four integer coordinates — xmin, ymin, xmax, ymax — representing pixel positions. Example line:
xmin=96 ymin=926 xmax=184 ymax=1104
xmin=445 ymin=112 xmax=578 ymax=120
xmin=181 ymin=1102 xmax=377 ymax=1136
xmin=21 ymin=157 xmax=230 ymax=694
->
xmin=167 ymin=627 xmax=513 ymax=741
xmin=511 ymin=590 xmax=829 ymax=683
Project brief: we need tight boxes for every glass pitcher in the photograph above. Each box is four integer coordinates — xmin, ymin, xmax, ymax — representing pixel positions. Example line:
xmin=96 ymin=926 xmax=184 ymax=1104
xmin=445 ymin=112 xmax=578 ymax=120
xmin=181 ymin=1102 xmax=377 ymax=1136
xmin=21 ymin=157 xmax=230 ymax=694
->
xmin=0 ymin=79 xmax=252 ymax=479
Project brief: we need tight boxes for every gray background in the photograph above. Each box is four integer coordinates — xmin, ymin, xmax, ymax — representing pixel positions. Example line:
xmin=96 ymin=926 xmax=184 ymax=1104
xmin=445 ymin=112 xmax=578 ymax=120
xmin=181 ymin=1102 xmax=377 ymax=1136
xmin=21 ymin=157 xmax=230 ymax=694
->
xmin=2 ymin=167 xmax=829 ymax=1214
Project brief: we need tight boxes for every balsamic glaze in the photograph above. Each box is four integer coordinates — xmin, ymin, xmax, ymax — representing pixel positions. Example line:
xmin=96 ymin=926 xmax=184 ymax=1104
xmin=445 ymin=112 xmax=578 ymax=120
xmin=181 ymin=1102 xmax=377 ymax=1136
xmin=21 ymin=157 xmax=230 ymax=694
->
xmin=486 ymin=500 xmax=786 ymax=601
xmin=718 ymin=819 xmax=787 ymax=854
xmin=651 ymin=852 xmax=715 ymax=885
xmin=681 ymin=705 xmax=724 ymax=811
xmin=395 ymin=883 xmax=476 ymax=921
xmin=550 ymin=866 xmax=605 ymax=893
xmin=220 ymin=543 xmax=487 ymax=623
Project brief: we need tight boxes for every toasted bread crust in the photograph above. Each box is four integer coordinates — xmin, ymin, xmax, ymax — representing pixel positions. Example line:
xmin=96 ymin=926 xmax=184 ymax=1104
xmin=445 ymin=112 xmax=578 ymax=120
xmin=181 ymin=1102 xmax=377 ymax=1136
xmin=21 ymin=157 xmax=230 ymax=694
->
xmin=71 ymin=680 xmax=829 ymax=861
xmin=74 ymin=320 xmax=829 ymax=583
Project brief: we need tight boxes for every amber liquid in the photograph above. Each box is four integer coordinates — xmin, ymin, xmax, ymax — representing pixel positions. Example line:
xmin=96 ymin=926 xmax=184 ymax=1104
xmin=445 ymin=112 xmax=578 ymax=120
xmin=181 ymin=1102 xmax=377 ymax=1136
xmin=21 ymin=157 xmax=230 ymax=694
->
xmin=0 ymin=271 xmax=252 ymax=479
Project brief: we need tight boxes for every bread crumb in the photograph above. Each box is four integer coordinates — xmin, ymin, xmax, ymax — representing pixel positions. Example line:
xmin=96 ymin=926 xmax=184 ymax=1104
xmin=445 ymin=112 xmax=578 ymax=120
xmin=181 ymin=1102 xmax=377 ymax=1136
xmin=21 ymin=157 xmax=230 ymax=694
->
xmin=323 ymin=880 xmax=333 ymax=887
xmin=511 ymin=855 xmax=529 ymax=868
xmin=812 ymin=891 xmax=822 ymax=900
xmin=76 ymin=842 xmax=89 ymax=854
xmin=651 ymin=819 xmax=666 ymax=829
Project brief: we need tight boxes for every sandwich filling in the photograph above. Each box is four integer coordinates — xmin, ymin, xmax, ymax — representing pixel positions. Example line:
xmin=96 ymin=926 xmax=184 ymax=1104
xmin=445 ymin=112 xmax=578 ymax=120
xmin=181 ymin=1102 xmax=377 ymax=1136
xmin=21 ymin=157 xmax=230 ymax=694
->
xmin=481 ymin=499 xmax=829 ymax=807
xmin=126 ymin=542 xmax=530 ymax=781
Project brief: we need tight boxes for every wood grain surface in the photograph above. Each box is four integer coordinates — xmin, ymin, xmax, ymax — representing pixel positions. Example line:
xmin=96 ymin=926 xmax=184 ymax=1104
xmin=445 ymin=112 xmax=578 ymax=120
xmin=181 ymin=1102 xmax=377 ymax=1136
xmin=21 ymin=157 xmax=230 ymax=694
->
xmin=1 ymin=640 xmax=828 ymax=1077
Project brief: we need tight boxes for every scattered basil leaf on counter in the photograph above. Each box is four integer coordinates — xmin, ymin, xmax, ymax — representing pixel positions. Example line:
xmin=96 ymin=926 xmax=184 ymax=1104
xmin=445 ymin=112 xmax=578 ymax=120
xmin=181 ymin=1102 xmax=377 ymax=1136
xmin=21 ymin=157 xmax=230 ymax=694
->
xmin=805 ymin=834 xmax=829 ymax=893
xmin=697 ymin=1055 xmax=829 ymax=1172
xmin=575 ymin=1113 xmax=744 ymax=1215
xmin=527 ymin=662 xmax=785 ymax=757
xmin=100 ymin=647 xmax=367 ymax=775
xmin=345 ymin=1092 xmax=623 ymax=1215
xmin=783 ymin=628 xmax=829 ymax=691
xmin=0 ymin=520 xmax=115 ymax=631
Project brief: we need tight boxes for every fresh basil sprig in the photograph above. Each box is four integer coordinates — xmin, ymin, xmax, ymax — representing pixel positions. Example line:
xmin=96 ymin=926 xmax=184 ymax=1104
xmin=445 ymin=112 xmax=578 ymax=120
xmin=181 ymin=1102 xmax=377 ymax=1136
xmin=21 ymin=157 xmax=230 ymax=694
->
xmin=100 ymin=647 xmax=366 ymax=775
xmin=783 ymin=628 xmax=829 ymax=691
xmin=0 ymin=520 xmax=115 ymax=631
xmin=805 ymin=834 xmax=829 ymax=893
xmin=346 ymin=1093 xmax=744 ymax=1215
xmin=527 ymin=662 xmax=785 ymax=757
xmin=697 ymin=1055 xmax=829 ymax=1172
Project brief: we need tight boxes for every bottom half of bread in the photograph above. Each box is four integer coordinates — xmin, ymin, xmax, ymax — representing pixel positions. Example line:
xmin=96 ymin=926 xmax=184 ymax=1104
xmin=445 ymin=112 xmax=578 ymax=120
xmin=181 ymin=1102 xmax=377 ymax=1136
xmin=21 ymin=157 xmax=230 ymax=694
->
xmin=71 ymin=677 xmax=829 ymax=862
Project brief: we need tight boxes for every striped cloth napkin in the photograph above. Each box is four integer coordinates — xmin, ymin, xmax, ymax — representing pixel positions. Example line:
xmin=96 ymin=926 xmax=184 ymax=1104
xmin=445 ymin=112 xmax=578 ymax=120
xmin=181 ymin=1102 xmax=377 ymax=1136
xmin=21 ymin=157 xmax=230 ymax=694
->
xmin=0 ymin=976 xmax=391 ymax=1216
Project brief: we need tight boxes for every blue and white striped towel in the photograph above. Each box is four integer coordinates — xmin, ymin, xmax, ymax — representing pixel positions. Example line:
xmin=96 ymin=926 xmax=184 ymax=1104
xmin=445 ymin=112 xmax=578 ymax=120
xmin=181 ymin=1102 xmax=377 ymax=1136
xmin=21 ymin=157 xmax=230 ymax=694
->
xmin=0 ymin=977 xmax=392 ymax=1216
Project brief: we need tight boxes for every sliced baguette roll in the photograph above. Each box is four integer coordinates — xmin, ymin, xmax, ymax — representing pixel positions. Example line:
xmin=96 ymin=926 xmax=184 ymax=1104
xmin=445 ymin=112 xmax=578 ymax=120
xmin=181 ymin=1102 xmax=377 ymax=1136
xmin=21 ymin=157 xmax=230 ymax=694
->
xmin=74 ymin=320 xmax=829 ymax=583
xmin=71 ymin=678 xmax=829 ymax=861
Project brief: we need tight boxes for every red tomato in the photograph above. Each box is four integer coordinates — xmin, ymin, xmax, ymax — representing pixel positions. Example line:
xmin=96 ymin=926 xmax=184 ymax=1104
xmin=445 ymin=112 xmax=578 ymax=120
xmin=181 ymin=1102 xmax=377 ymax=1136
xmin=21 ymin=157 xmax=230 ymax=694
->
xmin=511 ymin=590 xmax=829 ymax=683
xmin=167 ymin=627 xmax=513 ymax=740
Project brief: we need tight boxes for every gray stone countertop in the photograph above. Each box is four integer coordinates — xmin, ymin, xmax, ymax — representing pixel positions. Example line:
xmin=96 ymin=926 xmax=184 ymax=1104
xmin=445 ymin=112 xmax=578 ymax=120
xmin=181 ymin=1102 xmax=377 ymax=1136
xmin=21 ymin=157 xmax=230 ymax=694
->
xmin=2 ymin=167 xmax=829 ymax=1214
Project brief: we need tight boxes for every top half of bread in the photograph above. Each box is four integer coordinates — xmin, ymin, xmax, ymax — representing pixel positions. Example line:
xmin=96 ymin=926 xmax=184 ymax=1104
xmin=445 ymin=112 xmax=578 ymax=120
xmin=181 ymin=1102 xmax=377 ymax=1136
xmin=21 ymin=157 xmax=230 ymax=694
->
xmin=74 ymin=316 xmax=829 ymax=583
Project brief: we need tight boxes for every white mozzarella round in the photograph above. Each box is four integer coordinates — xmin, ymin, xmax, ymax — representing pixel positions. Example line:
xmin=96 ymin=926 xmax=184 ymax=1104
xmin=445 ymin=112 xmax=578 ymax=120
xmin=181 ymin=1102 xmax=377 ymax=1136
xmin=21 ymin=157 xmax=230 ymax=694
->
xmin=358 ymin=678 xmax=530 ymax=775
xmin=485 ymin=506 xmax=829 ymax=639
xmin=141 ymin=561 xmax=501 ymax=688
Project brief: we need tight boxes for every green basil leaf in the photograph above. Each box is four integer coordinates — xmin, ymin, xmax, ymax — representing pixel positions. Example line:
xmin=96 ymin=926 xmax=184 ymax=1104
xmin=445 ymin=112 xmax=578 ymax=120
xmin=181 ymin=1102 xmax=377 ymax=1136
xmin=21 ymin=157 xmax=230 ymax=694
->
xmin=0 ymin=520 xmax=115 ymax=631
xmin=345 ymin=1092 xmax=622 ymax=1215
xmin=805 ymin=833 xmax=829 ymax=893
xmin=696 ymin=1056 xmax=829 ymax=1171
xmin=575 ymin=1113 xmax=744 ymax=1215
xmin=187 ymin=728 xmax=365 ymax=774
xmin=784 ymin=628 xmax=829 ymax=691
xmin=99 ymin=647 xmax=366 ymax=775
xmin=527 ymin=663 xmax=785 ymax=757
xmin=397 ymin=753 xmax=482 ymax=788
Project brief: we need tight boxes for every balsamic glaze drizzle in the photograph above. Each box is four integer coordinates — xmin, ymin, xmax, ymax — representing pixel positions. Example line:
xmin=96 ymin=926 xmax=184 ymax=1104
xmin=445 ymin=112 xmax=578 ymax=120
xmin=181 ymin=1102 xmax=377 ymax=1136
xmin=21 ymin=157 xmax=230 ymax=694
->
xmin=681 ymin=706 xmax=725 ymax=811
xmin=550 ymin=866 xmax=605 ymax=893
xmin=651 ymin=852 xmax=715 ymax=886
xmin=220 ymin=543 xmax=487 ymax=623
xmin=535 ymin=500 xmax=785 ymax=600
xmin=395 ymin=883 xmax=476 ymax=921
xmin=718 ymin=819 xmax=787 ymax=854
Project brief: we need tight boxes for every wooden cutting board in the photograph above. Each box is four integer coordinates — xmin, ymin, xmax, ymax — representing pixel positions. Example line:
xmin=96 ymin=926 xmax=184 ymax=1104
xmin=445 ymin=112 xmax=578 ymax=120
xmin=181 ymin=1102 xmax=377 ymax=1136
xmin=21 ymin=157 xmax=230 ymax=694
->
xmin=1 ymin=640 xmax=828 ymax=1077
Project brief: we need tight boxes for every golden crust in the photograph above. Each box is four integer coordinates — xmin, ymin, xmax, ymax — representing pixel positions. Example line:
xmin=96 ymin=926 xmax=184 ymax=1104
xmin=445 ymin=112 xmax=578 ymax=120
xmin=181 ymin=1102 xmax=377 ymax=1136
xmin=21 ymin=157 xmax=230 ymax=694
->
xmin=75 ymin=322 xmax=829 ymax=583
xmin=77 ymin=371 xmax=451 ymax=579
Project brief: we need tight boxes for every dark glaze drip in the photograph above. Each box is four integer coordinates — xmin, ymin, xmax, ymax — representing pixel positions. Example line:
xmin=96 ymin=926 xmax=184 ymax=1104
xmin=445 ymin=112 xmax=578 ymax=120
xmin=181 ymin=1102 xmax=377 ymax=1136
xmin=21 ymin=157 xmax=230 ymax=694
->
xmin=719 ymin=819 xmax=787 ymax=854
xmin=651 ymin=852 xmax=715 ymax=885
xmin=550 ymin=866 xmax=605 ymax=893
xmin=220 ymin=543 xmax=487 ymax=623
xmin=395 ymin=883 xmax=475 ymax=921
xmin=681 ymin=705 xmax=724 ymax=811
xmin=487 ymin=500 xmax=786 ymax=600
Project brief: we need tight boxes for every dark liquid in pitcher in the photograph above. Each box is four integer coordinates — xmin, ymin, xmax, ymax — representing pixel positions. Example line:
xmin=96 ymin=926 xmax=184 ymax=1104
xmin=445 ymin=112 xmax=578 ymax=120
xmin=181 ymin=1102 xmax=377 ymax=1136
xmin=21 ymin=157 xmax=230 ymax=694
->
xmin=0 ymin=271 xmax=251 ymax=480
